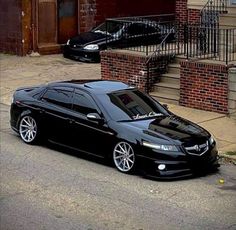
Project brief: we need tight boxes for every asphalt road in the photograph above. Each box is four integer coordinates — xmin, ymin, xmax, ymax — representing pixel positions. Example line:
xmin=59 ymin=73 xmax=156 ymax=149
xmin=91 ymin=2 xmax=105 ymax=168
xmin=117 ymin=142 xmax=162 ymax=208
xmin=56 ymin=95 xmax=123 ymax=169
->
xmin=1 ymin=103 xmax=236 ymax=230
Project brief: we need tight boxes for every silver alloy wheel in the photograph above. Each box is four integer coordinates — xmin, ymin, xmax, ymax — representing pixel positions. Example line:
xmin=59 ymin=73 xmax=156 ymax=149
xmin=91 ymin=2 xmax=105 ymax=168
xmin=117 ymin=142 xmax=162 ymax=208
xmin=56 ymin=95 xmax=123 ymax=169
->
xmin=19 ymin=116 xmax=37 ymax=143
xmin=113 ymin=142 xmax=135 ymax=172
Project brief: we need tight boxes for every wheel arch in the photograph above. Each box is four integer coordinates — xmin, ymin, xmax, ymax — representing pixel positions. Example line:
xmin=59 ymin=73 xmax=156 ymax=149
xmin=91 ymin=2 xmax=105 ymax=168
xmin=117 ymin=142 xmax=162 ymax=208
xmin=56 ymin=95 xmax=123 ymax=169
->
xmin=16 ymin=109 xmax=35 ymax=130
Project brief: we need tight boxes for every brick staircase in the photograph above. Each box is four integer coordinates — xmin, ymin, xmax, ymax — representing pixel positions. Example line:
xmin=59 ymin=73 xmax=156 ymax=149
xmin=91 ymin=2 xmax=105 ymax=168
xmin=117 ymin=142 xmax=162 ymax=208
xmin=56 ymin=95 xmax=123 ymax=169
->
xmin=149 ymin=56 xmax=185 ymax=105
xmin=149 ymin=1 xmax=236 ymax=106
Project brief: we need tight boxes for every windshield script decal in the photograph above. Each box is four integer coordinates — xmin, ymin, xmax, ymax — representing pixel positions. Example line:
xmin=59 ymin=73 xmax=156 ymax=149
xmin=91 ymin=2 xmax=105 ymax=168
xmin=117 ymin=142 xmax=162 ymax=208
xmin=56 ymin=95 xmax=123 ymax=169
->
xmin=133 ymin=112 xmax=163 ymax=120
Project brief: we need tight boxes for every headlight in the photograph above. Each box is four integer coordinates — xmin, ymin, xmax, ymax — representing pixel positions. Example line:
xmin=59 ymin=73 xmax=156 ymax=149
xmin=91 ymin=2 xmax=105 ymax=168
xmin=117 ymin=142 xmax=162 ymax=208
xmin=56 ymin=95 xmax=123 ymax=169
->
xmin=66 ymin=39 xmax=70 ymax=45
xmin=142 ymin=141 xmax=178 ymax=152
xmin=209 ymin=136 xmax=215 ymax=145
xmin=84 ymin=44 xmax=99 ymax=50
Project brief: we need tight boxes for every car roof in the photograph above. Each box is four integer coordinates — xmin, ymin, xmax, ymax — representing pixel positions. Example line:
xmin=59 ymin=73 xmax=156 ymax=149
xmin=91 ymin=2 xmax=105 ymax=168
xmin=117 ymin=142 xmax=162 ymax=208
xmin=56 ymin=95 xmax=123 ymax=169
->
xmin=47 ymin=80 xmax=134 ymax=94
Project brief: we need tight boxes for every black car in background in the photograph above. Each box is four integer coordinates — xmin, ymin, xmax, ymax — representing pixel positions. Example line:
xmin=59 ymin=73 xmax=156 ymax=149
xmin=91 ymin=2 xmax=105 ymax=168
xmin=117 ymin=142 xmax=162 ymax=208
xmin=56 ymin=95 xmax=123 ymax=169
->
xmin=63 ymin=20 xmax=173 ymax=62
xmin=10 ymin=80 xmax=219 ymax=179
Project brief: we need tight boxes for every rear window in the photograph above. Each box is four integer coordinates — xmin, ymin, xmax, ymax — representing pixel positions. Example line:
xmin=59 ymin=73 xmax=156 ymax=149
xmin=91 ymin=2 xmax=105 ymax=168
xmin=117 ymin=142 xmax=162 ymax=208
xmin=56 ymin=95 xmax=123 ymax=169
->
xmin=41 ymin=87 xmax=73 ymax=109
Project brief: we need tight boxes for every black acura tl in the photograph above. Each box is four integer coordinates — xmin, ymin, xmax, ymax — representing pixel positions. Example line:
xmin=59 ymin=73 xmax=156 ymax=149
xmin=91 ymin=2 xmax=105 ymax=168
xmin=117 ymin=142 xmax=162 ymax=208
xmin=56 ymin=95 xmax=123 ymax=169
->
xmin=10 ymin=80 xmax=219 ymax=179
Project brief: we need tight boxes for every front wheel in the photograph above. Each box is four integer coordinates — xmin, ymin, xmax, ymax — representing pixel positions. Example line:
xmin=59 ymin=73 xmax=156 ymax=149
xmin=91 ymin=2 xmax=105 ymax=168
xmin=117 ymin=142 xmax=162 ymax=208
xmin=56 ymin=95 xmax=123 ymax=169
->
xmin=113 ymin=141 xmax=136 ymax=173
xmin=19 ymin=115 xmax=40 ymax=144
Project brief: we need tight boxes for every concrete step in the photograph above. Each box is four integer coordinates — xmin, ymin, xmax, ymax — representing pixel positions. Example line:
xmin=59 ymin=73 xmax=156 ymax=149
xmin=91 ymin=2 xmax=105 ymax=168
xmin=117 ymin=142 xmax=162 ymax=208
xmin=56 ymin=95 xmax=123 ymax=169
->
xmin=161 ymin=73 xmax=180 ymax=84
xmin=153 ymin=82 xmax=180 ymax=96
xmin=229 ymin=90 xmax=236 ymax=100
xmin=219 ymin=13 xmax=236 ymax=28
xmin=149 ymin=92 xmax=179 ymax=105
xmin=38 ymin=44 xmax=61 ymax=55
xmin=229 ymin=99 xmax=236 ymax=110
xmin=168 ymin=63 xmax=180 ymax=74
xmin=226 ymin=5 xmax=236 ymax=14
xmin=174 ymin=55 xmax=186 ymax=64
xmin=229 ymin=82 xmax=236 ymax=91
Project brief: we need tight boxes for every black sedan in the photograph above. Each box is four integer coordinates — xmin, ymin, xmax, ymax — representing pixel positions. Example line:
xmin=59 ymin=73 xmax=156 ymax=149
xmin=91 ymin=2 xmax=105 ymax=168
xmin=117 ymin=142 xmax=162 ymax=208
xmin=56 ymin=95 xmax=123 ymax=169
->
xmin=63 ymin=21 xmax=172 ymax=62
xmin=10 ymin=80 xmax=219 ymax=179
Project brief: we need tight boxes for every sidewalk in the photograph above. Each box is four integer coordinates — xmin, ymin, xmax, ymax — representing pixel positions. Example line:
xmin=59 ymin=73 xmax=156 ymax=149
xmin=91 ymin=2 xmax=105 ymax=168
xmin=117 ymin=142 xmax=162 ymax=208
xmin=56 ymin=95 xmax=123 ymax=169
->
xmin=0 ymin=53 xmax=235 ymax=161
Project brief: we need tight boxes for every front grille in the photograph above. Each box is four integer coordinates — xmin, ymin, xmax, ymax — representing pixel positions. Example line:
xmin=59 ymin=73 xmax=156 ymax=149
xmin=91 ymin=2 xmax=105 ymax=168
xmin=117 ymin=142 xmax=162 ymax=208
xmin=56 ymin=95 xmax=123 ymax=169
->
xmin=184 ymin=141 xmax=209 ymax=156
xmin=70 ymin=44 xmax=83 ymax=48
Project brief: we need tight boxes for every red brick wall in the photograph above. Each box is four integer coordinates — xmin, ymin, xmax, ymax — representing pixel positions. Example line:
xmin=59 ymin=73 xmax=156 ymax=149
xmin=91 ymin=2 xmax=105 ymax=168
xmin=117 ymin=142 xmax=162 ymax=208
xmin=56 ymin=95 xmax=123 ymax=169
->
xmin=101 ymin=50 xmax=148 ymax=91
xmin=188 ymin=8 xmax=201 ymax=24
xmin=101 ymin=50 xmax=164 ymax=92
xmin=176 ymin=0 xmax=201 ymax=24
xmin=176 ymin=0 xmax=188 ymax=23
xmin=79 ymin=0 xmax=97 ymax=32
xmin=180 ymin=61 xmax=229 ymax=114
xmin=0 ymin=0 xmax=23 ymax=55
xmin=80 ymin=0 xmax=175 ymax=32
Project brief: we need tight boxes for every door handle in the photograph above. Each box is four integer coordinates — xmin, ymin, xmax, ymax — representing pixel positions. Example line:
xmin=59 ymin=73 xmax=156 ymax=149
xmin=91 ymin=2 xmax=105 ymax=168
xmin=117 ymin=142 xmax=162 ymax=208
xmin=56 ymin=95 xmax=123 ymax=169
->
xmin=39 ymin=109 xmax=45 ymax=114
xmin=67 ymin=118 xmax=75 ymax=124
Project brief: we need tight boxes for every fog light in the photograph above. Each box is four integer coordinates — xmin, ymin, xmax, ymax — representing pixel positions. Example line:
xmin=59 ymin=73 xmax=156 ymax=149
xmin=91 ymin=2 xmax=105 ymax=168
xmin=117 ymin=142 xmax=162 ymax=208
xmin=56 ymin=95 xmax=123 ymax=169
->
xmin=158 ymin=164 xmax=166 ymax=171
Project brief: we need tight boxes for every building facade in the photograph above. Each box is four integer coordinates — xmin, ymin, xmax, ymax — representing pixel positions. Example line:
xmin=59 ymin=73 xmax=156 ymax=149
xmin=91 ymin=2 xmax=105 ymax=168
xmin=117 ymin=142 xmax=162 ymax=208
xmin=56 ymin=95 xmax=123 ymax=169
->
xmin=0 ymin=0 xmax=175 ymax=56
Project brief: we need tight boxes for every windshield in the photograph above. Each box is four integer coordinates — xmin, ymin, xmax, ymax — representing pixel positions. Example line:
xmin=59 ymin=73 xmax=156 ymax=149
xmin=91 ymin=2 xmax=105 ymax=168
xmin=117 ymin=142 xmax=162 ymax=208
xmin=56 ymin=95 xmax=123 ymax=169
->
xmin=100 ymin=89 xmax=169 ymax=121
xmin=92 ymin=22 xmax=124 ymax=36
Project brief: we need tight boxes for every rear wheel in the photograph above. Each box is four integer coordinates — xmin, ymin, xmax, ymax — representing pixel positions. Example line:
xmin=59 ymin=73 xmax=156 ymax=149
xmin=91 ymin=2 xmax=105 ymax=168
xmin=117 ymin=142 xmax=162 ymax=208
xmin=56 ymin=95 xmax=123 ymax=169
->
xmin=113 ymin=141 xmax=136 ymax=173
xmin=19 ymin=115 xmax=39 ymax=144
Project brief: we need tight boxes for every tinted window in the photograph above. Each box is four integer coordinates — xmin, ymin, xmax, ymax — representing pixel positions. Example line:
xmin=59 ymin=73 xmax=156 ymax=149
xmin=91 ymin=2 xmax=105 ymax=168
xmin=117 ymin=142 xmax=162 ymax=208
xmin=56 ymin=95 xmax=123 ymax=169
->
xmin=72 ymin=90 xmax=98 ymax=115
xmin=42 ymin=87 xmax=73 ymax=109
xmin=99 ymin=89 xmax=169 ymax=121
xmin=126 ymin=23 xmax=158 ymax=36
xmin=127 ymin=23 xmax=144 ymax=35
xmin=92 ymin=22 xmax=124 ymax=35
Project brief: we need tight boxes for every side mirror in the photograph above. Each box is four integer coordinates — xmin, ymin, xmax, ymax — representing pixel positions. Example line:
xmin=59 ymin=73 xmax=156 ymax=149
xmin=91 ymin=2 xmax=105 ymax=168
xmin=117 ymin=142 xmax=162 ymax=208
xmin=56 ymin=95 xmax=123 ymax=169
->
xmin=87 ymin=113 xmax=104 ymax=123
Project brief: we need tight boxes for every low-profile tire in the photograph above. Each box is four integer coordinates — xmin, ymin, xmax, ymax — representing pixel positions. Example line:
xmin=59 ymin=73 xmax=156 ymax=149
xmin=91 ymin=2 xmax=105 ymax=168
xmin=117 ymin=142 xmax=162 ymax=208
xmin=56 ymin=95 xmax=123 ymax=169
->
xmin=113 ymin=141 xmax=136 ymax=173
xmin=19 ymin=115 xmax=40 ymax=144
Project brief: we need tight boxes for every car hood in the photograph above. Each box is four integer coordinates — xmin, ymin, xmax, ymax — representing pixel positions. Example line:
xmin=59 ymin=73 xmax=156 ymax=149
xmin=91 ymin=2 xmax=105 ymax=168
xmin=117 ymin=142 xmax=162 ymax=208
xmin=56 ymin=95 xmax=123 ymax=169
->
xmin=69 ymin=32 xmax=108 ymax=46
xmin=123 ymin=115 xmax=209 ymax=144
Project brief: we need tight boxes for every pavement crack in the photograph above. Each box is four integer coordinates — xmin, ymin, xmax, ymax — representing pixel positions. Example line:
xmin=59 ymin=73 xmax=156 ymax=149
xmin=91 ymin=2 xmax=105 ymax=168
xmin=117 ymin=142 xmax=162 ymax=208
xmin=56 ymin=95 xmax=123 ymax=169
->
xmin=197 ymin=115 xmax=227 ymax=124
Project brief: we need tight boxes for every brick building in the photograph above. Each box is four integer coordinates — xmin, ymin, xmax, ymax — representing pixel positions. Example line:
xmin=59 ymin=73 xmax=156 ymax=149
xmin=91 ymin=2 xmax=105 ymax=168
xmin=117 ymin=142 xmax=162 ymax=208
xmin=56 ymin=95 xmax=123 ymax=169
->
xmin=0 ymin=0 xmax=175 ymax=56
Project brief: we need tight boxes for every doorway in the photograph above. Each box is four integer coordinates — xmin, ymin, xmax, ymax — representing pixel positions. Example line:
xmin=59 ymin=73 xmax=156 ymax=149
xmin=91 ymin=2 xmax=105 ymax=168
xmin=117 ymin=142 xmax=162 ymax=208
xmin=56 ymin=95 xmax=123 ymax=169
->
xmin=58 ymin=0 xmax=78 ymax=44
xmin=36 ymin=0 xmax=79 ymax=53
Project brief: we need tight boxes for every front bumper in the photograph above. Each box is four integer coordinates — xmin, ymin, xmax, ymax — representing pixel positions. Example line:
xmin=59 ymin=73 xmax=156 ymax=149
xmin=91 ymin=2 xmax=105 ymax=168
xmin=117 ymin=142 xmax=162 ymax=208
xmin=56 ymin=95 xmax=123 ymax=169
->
xmin=137 ymin=145 xmax=219 ymax=179
xmin=63 ymin=45 xmax=100 ymax=63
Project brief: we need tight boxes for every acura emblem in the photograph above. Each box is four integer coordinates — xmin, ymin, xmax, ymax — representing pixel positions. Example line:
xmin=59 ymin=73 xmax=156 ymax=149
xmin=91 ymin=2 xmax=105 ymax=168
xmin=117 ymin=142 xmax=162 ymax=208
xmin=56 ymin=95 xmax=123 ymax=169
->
xmin=194 ymin=145 xmax=200 ymax=152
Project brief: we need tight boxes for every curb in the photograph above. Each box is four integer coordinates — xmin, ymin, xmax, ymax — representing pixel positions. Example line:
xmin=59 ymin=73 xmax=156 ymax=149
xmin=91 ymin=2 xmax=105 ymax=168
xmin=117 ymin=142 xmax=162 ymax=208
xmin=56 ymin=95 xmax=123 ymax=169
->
xmin=219 ymin=154 xmax=236 ymax=165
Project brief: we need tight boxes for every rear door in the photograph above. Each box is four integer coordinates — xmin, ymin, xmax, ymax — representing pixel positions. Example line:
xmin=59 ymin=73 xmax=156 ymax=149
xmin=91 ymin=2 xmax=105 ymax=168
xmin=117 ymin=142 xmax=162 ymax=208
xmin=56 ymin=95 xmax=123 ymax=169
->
xmin=39 ymin=86 xmax=74 ymax=144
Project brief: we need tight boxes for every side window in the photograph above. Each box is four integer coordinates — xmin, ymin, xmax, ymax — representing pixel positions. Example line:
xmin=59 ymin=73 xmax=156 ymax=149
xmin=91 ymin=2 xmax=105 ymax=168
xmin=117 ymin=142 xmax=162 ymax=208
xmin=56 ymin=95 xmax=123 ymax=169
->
xmin=72 ymin=90 xmax=98 ymax=115
xmin=145 ymin=24 xmax=158 ymax=34
xmin=41 ymin=87 xmax=73 ymax=109
xmin=126 ymin=23 xmax=156 ymax=36
xmin=127 ymin=24 xmax=143 ymax=36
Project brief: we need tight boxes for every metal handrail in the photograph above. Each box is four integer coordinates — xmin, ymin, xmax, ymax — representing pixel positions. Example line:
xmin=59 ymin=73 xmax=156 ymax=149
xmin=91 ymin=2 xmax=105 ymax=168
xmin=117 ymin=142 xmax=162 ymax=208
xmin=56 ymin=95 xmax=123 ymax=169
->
xmin=200 ymin=0 xmax=228 ymax=27
xmin=146 ymin=27 xmax=175 ymax=65
xmin=201 ymin=0 xmax=228 ymax=15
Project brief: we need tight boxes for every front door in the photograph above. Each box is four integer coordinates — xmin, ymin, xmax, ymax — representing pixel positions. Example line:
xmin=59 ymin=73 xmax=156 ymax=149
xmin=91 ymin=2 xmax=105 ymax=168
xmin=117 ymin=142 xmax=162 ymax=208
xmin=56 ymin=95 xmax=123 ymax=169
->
xmin=58 ymin=0 xmax=78 ymax=44
xmin=68 ymin=89 xmax=115 ymax=157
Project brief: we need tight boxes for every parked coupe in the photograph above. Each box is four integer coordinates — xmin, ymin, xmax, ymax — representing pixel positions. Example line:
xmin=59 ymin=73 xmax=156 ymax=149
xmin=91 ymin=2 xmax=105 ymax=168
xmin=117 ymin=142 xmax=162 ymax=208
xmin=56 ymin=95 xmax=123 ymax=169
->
xmin=10 ymin=80 xmax=219 ymax=179
xmin=63 ymin=20 xmax=173 ymax=62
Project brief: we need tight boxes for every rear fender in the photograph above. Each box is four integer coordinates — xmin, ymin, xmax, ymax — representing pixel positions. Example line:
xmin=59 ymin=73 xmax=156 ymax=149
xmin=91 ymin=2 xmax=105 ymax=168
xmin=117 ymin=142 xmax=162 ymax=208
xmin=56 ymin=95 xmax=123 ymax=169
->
xmin=16 ymin=109 xmax=33 ymax=129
